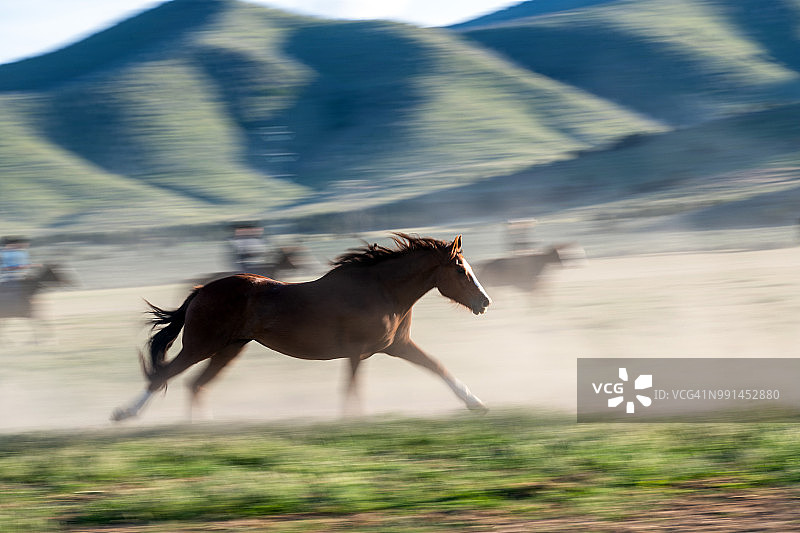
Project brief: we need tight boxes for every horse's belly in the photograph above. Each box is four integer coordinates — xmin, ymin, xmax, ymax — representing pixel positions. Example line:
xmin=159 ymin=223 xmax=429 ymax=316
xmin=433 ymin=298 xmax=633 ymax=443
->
xmin=248 ymin=282 xmax=398 ymax=359
xmin=252 ymin=313 xmax=395 ymax=361
xmin=254 ymin=336 xmax=343 ymax=360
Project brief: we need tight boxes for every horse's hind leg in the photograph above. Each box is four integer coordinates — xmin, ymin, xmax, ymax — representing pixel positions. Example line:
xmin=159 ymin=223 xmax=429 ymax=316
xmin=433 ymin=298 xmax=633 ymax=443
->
xmin=111 ymin=346 xmax=211 ymax=422
xmin=187 ymin=340 xmax=250 ymax=420
xmin=147 ymin=346 xmax=207 ymax=392
xmin=342 ymin=354 xmax=366 ymax=417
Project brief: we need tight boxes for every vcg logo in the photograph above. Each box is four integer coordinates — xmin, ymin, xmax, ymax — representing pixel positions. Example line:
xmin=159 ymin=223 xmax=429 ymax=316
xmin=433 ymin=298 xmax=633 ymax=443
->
xmin=592 ymin=367 xmax=653 ymax=414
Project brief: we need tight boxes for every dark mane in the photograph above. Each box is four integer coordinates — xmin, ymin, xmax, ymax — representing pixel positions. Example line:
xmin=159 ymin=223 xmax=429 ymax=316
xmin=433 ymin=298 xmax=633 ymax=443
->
xmin=330 ymin=233 xmax=449 ymax=269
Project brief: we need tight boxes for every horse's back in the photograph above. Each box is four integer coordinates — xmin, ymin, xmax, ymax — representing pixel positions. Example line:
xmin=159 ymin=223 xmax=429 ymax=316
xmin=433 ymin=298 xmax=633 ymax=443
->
xmin=477 ymin=257 xmax=510 ymax=283
xmin=196 ymin=274 xmax=284 ymax=306
xmin=478 ymin=256 xmax=526 ymax=287
xmin=191 ymin=273 xmax=333 ymax=326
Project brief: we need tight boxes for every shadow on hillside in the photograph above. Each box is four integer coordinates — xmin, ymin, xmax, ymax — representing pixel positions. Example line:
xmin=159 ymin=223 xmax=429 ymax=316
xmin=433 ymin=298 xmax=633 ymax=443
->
xmin=277 ymin=22 xmax=431 ymax=188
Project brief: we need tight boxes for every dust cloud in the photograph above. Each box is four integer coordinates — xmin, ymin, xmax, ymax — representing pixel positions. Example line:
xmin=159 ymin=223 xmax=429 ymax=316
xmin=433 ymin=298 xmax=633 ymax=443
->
xmin=3 ymin=235 xmax=800 ymax=432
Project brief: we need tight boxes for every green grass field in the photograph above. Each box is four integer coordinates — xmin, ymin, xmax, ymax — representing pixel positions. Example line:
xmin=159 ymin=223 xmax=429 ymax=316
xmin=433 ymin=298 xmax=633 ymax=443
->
xmin=2 ymin=412 xmax=800 ymax=531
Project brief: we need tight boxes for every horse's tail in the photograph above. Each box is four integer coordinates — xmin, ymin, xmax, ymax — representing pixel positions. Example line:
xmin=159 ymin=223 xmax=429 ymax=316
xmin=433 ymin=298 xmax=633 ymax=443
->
xmin=142 ymin=286 xmax=201 ymax=387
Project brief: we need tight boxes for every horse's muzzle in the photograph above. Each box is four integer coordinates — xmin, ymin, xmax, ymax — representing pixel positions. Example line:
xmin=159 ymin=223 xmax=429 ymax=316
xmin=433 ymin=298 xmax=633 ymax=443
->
xmin=471 ymin=296 xmax=491 ymax=315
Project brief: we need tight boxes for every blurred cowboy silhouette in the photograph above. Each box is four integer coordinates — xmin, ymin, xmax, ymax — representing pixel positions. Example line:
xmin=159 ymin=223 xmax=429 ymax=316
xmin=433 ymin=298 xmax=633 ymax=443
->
xmin=0 ymin=237 xmax=33 ymax=282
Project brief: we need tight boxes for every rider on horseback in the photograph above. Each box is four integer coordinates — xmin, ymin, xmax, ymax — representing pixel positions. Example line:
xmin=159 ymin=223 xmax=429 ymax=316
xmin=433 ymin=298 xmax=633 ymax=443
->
xmin=0 ymin=237 xmax=33 ymax=282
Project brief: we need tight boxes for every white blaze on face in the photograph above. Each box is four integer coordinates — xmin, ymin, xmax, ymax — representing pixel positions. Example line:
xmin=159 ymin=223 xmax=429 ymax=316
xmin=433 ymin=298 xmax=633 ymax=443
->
xmin=463 ymin=257 xmax=491 ymax=306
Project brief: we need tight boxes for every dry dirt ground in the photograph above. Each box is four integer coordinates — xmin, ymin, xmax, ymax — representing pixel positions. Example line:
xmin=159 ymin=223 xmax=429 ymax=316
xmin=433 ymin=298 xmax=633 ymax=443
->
xmin=2 ymin=245 xmax=800 ymax=430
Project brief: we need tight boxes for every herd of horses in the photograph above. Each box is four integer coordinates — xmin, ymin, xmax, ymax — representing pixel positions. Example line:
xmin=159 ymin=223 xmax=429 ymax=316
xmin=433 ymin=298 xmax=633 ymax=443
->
xmin=0 ymin=233 xmax=576 ymax=421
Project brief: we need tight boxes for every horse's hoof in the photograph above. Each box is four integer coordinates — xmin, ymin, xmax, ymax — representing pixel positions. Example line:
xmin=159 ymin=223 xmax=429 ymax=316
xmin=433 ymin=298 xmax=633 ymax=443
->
xmin=110 ymin=408 xmax=134 ymax=422
xmin=467 ymin=401 xmax=489 ymax=415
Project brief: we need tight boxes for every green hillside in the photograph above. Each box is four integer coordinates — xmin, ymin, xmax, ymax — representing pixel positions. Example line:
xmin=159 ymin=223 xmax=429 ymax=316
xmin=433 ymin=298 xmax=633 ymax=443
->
xmin=280 ymin=20 xmax=661 ymax=188
xmin=0 ymin=0 xmax=661 ymax=234
xmin=458 ymin=0 xmax=800 ymax=125
xmin=1 ymin=0 xmax=799 ymax=236
xmin=313 ymin=102 xmax=800 ymax=233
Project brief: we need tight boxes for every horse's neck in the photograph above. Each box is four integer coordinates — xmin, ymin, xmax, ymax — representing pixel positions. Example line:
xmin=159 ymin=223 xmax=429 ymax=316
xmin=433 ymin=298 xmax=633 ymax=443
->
xmin=34 ymin=266 xmax=58 ymax=284
xmin=373 ymin=251 xmax=439 ymax=310
xmin=545 ymin=250 xmax=561 ymax=267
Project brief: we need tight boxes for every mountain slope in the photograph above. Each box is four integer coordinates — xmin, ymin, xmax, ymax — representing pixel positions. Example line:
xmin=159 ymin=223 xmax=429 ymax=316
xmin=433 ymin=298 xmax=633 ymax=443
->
xmin=457 ymin=0 xmax=800 ymax=125
xmin=346 ymin=102 xmax=800 ymax=232
xmin=0 ymin=0 xmax=662 ymax=233
xmin=280 ymin=20 xmax=662 ymax=189
xmin=450 ymin=0 xmax=616 ymax=29
xmin=2 ymin=0 xmax=800 ymax=236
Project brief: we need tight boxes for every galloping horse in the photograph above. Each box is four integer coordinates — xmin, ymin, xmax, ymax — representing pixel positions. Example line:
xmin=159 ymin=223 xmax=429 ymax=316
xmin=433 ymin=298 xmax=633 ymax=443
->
xmin=477 ymin=245 xmax=569 ymax=293
xmin=112 ymin=234 xmax=492 ymax=421
xmin=0 ymin=264 xmax=67 ymax=339
xmin=198 ymin=245 xmax=317 ymax=286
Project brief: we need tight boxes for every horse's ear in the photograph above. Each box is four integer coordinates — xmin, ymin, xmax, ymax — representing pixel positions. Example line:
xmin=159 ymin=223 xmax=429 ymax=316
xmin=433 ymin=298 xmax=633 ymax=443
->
xmin=449 ymin=235 xmax=463 ymax=258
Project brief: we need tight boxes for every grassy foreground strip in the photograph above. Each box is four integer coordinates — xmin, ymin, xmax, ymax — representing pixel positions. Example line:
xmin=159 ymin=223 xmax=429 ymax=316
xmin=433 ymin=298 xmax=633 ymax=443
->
xmin=2 ymin=411 xmax=800 ymax=531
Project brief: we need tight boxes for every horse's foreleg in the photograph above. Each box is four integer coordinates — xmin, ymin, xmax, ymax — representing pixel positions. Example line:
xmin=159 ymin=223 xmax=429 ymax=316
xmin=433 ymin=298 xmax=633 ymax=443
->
xmin=385 ymin=341 xmax=487 ymax=412
xmin=187 ymin=341 xmax=249 ymax=421
xmin=342 ymin=355 xmax=365 ymax=417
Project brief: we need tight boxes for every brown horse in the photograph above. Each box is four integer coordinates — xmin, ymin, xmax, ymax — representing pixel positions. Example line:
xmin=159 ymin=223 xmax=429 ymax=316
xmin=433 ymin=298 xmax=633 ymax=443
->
xmin=112 ymin=234 xmax=492 ymax=421
xmin=477 ymin=245 xmax=568 ymax=292
xmin=0 ymin=265 xmax=67 ymax=340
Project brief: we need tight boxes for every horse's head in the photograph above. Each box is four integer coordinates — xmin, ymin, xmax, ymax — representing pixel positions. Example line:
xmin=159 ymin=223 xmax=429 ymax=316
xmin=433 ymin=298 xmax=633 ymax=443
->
xmin=545 ymin=246 xmax=564 ymax=266
xmin=435 ymin=235 xmax=492 ymax=315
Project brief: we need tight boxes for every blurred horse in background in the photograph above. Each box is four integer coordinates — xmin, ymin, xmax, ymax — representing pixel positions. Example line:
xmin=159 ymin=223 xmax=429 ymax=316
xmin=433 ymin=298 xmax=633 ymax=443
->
xmin=0 ymin=264 xmax=69 ymax=342
xmin=112 ymin=233 xmax=492 ymax=422
xmin=477 ymin=244 xmax=582 ymax=293
xmin=197 ymin=245 xmax=318 ymax=286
